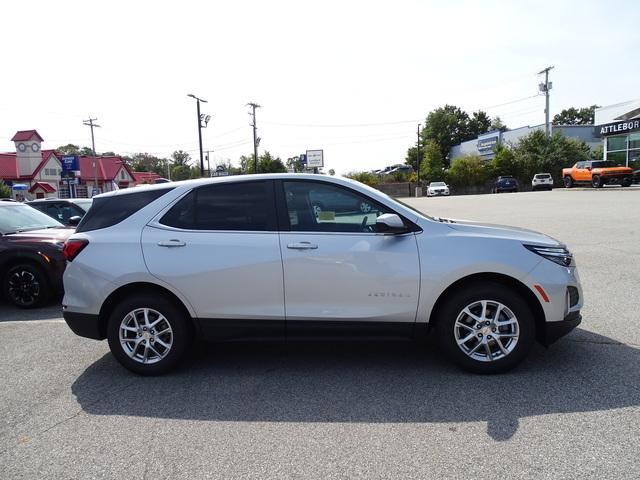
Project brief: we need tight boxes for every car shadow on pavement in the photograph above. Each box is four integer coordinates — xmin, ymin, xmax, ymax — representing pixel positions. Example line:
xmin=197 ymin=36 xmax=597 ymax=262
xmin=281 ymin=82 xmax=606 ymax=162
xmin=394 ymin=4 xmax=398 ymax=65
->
xmin=72 ymin=328 xmax=640 ymax=441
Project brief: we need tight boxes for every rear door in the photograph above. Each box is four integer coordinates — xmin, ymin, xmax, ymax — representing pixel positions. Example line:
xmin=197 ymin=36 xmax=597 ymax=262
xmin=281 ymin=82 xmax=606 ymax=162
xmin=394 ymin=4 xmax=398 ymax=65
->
xmin=277 ymin=179 xmax=420 ymax=338
xmin=141 ymin=180 xmax=284 ymax=340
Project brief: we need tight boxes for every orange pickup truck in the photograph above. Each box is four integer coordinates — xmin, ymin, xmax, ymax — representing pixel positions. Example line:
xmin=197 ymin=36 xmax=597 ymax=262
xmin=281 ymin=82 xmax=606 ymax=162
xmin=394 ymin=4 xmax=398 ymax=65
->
xmin=562 ymin=160 xmax=633 ymax=188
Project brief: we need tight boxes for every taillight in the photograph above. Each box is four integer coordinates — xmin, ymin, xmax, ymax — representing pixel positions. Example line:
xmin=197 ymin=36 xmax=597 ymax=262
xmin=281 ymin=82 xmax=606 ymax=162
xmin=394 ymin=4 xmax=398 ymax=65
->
xmin=63 ymin=239 xmax=88 ymax=262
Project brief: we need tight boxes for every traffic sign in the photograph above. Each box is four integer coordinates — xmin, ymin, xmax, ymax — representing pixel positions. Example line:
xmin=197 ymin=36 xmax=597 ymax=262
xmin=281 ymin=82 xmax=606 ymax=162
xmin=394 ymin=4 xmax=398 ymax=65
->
xmin=306 ymin=150 xmax=324 ymax=168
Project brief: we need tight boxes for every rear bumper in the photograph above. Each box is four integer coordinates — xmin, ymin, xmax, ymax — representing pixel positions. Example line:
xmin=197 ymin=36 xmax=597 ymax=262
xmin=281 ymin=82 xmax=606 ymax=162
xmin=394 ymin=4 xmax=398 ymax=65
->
xmin=542 ymin=310 xmax=581 ymax=345
xmin=63 ymin=311 xmax=104 ymax=340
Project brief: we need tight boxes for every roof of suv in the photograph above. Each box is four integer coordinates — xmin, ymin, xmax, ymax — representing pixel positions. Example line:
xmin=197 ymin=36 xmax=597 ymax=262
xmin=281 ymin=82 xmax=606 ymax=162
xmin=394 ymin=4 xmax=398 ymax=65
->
xmin=93 ymin=174 xmax=364 ymax=199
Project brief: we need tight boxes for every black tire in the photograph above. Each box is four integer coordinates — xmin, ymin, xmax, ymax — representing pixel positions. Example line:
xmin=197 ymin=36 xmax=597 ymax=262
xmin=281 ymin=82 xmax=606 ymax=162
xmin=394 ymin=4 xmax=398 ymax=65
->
xmin=622 ymin=177 xmax=632 ymax=187
xmin=3 ymin=263 xmax=50 ymax=308
xmin=564 ymin=176 xmax=574 ymax=188
xmin=592 ymin=175 xmax=602 ymax=188
xmin=435 ymin=282 xmax=536 ymax=374
xmin=107 ymin=294 xmax=193 ymax=375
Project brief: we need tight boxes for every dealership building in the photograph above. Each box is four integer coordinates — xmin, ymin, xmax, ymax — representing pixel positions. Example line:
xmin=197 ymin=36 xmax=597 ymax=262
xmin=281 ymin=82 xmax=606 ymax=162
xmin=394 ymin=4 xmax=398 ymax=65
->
xmin=594 ymin=99 xmax=640 ymax=170
xmin=449 ymin=124 xmax=601 ymax=162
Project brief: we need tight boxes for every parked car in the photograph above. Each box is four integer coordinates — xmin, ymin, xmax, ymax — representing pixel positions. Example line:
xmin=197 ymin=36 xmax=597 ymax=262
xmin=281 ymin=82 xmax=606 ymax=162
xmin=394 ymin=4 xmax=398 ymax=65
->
xmin=62 ymin=174 xmax=582 ymax=375
xmin=562 ymin=161 xmax=633 ymax=188
xmin=28 ymin=198 xmax=93 ymax=226
xmin=426 ymin=182 xmax=450 ymax=196
xmin=492 ymin=175 xmax=519 ymax=193
xmin=0 ymin=202 xmax=73 ymax=307
xmin=531 ymin=173 xmax=554 ymax=191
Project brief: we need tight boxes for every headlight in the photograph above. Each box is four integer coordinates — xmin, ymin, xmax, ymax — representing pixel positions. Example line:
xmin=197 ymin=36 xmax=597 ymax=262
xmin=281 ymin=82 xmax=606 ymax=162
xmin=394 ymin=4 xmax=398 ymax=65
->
xmin=524 ymin=244 xmax=573 ymax=267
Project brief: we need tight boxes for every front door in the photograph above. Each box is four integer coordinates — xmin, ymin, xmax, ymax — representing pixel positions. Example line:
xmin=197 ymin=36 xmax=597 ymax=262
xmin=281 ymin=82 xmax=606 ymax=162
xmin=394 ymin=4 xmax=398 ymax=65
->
xmin=142 ymin=180 xmax=284 ymax=340
xmin=277 ymin=180 xmax=420 ymax=337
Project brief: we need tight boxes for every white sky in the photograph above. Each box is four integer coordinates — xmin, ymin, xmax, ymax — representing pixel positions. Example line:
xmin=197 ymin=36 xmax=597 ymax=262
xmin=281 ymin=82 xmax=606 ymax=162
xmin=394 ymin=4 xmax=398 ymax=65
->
xmin=1 ymin=0 xmax=638 ymax=174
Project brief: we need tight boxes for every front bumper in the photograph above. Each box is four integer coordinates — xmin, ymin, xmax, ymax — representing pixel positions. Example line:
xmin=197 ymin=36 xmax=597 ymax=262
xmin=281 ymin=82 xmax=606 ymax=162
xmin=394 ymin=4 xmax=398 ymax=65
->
xmin=63 ymin=311 xmax=104 ymax=340
xmin=542 ymin=310 xmax=581 ymax=345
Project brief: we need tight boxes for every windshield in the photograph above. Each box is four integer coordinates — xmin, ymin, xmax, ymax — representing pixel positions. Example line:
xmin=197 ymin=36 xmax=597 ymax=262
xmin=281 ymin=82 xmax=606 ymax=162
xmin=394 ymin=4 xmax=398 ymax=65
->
xmin=430 ymin=182 xmax=446 ymax=187
xmin=0 ymin=204 xmax=64 ymax=234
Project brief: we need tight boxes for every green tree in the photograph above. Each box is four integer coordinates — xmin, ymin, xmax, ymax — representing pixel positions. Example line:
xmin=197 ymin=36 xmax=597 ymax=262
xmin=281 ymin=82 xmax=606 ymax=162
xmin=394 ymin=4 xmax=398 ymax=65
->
xmin=468 ymin=111 xmax=492 ymax=137
xmin=421 ymin=105 xmax=471 ymax=163
xmin=258 ymin=151 xmax=287 ymax=173
xmin=239 ymin=154 xmax=256 ymax=174
xmin=420 ymin=140 xmax=445 ymax=183
xmin=0 ymin=182 xmax=11 ymax=199
xmin=405 ymin=145 xmax=420 ymax=171
xmin=512 ymin=129 xmax=590 ymax=184
xmin=344 ymin=171 xmax=380 ymax=186
xmin=129 ymin=153 xmax=167 ymax=175
xmin=171 ymin=164 xmax=191 ymax=181
xmin=171 ymin=150 xmax=191 ymax=166
xmin=446 ymin=154 xmax=489 ymax=187
xmin=552 ymin=105 xmax=599 ymax=125
xmin=56 ymin=144 xmax=82 ymax=155
xmin=489 ymin=143 xmax=520 ymax=179
xmin=79 ymin=146 xmax=95 ymax=156
xmin=490 ymin=116 xmax=508 ymax=132
xmin=286 ymin=156 xmax=302 ymax=172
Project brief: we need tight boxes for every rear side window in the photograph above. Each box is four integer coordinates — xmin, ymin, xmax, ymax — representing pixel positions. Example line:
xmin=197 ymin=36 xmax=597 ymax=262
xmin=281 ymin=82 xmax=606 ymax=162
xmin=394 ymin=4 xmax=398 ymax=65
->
xmin=76 ymin=188 xmax=174 ymax=232
xmin=160 ymin=181 xmax=273 ymax=231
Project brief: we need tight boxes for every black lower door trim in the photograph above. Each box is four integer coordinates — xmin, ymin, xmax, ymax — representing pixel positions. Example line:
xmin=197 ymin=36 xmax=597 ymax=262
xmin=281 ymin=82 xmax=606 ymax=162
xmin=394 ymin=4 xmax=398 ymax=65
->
xmin=286 ymin=320 xmax=415 ymax=341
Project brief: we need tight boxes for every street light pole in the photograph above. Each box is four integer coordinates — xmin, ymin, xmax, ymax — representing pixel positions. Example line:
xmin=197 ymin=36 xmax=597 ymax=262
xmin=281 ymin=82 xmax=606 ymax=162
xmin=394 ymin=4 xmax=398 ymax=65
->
xmin=188 ymin=94 xmax=208 ymax=177
xmin=416 ymin=123 xmax=421 ymax=183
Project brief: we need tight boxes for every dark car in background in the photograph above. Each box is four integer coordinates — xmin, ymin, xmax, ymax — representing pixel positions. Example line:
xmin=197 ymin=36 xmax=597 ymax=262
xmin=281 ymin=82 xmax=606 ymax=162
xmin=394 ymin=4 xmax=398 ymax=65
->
xmin=0 ymin=202 xmax=73 ymax=307
xmin=492 ymin=175 xmax=519 ymax=193
xmin=28 ymin=198 xmax=93 ymax=226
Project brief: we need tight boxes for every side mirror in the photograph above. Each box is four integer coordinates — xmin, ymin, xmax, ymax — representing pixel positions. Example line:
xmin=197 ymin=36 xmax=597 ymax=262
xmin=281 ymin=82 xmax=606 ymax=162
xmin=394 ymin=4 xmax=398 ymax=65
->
xmin=68 ymin=216 xmax=82 ymax=227
xmin=376 ymin=213 xmax=407 ymax=233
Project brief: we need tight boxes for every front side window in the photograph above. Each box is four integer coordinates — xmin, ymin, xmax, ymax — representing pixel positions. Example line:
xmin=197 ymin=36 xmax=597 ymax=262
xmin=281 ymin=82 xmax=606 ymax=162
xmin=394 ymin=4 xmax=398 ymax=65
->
xmin=161 ymin=181 xmax=272 ymax=231
xmin=283 ymin=181 xmax=391 ymax=233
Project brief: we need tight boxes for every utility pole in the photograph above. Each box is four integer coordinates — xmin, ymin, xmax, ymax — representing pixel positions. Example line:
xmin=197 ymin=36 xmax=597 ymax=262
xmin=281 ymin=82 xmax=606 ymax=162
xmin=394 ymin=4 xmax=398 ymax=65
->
xmin=416 ymin=124 xmax=421 ymax=183
xmin=188 ymin=94 xmax=208 ymax=176
xmin=83 ymin=117 xmax=101 ymax=196
xmin=538 ymin=66 xmax=554 ymax=137
xmin=248 ymin=102 xmax=261 ymax=174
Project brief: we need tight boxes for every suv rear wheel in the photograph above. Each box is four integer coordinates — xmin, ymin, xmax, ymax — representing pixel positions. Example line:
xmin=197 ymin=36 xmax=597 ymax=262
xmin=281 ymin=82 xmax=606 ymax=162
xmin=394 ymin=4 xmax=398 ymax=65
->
xmin=622 ymin=177 xmax=632 ymax=187
xmin=435 ymin=282 xmax=535 ymax=374
xmin=107 ymin=294 xmax=192 ymax=375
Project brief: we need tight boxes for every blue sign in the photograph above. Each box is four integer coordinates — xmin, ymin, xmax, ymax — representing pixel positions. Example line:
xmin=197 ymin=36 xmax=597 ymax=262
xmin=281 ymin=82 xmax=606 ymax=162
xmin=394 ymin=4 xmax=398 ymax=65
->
xmin=61 ymin=155 xmax=80 ymax=172
xmin=477 ymin=136 xmax=499 ymax=154
xmin=299 ymin=154 xmax=307 ymax=166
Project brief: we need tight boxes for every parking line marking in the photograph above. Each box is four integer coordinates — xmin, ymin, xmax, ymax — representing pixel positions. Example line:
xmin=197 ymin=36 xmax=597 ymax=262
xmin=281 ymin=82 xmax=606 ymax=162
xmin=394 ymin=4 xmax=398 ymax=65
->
xmin=0 ymin=319 xmax=65 ymax=325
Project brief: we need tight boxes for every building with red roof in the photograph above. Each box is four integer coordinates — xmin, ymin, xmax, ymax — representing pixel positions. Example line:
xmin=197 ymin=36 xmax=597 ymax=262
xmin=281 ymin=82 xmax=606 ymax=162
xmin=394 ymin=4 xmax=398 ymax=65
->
xmin=1 ymin=130 xmax=135 ymax=200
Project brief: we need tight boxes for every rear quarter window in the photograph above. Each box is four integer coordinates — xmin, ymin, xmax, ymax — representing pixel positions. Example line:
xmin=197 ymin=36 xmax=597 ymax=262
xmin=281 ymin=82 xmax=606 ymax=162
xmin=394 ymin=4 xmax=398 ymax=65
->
xmin=76 ymin=188 xmax=174 ymax=232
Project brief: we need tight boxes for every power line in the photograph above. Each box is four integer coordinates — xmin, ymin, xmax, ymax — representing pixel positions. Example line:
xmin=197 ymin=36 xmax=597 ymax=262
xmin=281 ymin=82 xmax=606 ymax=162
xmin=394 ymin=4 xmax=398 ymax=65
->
xmin=262 ymin=119 xmax=421 ymax=128
xmin=481 ymin=94 xmax=542 ymax=110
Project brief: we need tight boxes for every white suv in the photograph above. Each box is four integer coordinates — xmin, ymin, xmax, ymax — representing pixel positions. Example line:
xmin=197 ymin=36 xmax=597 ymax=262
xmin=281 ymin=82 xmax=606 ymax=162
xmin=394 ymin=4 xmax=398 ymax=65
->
xmin=532 ymin=173 xmax=554 ymax=191
xmin=62 ymin=174 xmax=583 ymax=375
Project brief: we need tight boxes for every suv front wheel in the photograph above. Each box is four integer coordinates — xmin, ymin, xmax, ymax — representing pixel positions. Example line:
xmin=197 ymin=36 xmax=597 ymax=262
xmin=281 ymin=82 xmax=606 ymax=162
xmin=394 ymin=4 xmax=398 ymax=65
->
xmin=435 ymin=282 xmax=535 ymax=374
xmin=107 ymin=294 xmax=192 ymax=375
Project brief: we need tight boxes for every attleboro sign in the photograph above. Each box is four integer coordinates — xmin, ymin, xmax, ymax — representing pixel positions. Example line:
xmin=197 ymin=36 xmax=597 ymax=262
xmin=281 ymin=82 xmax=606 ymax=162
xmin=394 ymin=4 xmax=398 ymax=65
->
xmin=598 ymin=119 xmax=640 ymax=136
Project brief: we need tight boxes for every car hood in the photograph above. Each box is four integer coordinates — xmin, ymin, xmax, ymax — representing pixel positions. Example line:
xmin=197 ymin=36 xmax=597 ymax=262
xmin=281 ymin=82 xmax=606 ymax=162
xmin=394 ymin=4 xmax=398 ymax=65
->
xmin=438 ymin=218 xmax=561 ymax=247
xmin=4 ymin=227 xmax=74 ymax=244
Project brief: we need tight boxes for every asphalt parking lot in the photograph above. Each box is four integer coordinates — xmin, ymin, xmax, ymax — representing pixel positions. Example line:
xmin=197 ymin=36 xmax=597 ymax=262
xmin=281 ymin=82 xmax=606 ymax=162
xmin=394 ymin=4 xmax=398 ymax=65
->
xmin=1 ymin=187 xmax=639 ymax=479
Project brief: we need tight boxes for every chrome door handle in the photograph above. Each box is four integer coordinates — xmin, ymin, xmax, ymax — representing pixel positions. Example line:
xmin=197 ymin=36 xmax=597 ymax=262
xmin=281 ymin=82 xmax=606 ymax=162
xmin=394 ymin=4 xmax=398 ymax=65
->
xmin=157 ymin=239 xmax=186 ymax=248
xmin=287 ymin=242 xmax=318 ymax=250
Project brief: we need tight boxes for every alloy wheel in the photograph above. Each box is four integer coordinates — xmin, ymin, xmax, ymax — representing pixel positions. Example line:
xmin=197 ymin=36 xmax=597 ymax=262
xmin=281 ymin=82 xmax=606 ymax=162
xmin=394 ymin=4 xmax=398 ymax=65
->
xmin=7 ymin=269 xmax=40 ymax=306
xmin=119 ymin=308 xmax=174 ymax=364
xmin=453 ymin=300 xmax=519 ymax=362
xmin=360 ymin=202 xmax=372 ymax=213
